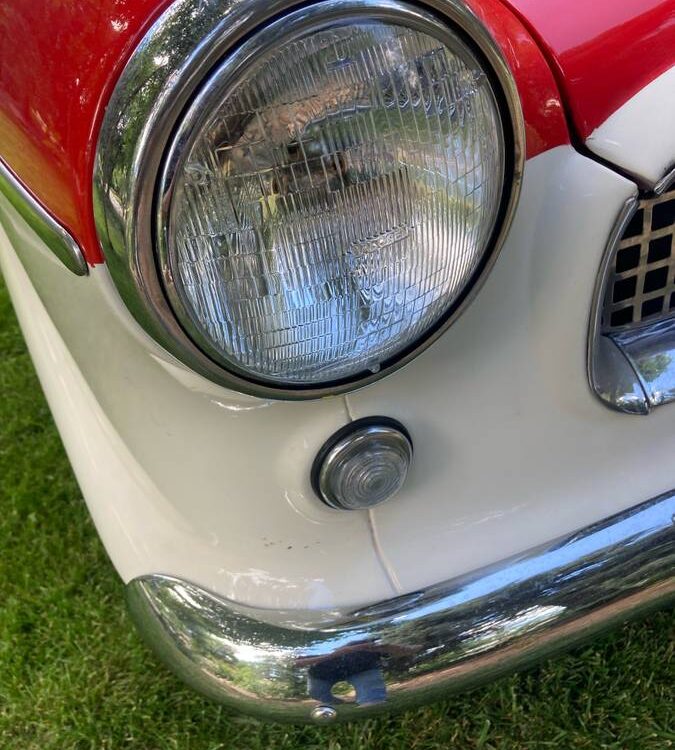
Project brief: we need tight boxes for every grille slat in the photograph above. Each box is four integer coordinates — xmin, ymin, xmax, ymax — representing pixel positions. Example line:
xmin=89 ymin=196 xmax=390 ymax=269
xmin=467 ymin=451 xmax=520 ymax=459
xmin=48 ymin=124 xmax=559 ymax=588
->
xmin=601 ymin=186 xmax=675 ymax=332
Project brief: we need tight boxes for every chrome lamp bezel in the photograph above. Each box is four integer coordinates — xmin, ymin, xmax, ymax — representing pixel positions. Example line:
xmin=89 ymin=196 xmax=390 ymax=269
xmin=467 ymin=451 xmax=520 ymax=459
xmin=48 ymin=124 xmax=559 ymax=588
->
xmin=94 ymin=0 xmax=525 ymax=400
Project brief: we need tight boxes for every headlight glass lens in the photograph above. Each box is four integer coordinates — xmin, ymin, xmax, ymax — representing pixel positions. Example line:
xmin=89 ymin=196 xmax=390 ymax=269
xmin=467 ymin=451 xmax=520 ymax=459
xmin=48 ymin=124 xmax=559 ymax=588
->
xmin=162 ymin=12 xmax=506 ymax=386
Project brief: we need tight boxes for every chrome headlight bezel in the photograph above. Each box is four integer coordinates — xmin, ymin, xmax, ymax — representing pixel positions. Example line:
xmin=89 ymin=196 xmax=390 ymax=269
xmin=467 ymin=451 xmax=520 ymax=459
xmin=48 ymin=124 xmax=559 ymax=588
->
xmin=94 ymin=0 xmax=525 ymax=400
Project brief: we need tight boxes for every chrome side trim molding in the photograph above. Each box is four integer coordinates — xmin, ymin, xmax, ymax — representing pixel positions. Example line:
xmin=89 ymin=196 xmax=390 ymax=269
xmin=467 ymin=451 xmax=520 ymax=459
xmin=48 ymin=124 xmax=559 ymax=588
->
xmin=127 ymin=492 xmax=675 ymax=723
xmin=0 ymin=160 xmax=87 ymax=276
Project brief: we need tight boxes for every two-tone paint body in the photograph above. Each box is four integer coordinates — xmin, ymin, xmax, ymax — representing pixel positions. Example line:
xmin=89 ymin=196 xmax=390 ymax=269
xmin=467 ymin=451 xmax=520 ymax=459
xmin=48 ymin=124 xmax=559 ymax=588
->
xmin=0 ymin=0 xmax=674 ymax=720
xmin=2 ymin=0 xmax=672 ymax=266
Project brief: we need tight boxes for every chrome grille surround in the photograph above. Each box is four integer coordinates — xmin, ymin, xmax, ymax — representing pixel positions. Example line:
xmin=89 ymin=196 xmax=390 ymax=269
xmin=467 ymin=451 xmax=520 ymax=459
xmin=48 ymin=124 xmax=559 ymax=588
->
xmin=601 ymin=185 xmax=675 ymax=333
xmin=589 ymin=169 xmax=675 ymax=415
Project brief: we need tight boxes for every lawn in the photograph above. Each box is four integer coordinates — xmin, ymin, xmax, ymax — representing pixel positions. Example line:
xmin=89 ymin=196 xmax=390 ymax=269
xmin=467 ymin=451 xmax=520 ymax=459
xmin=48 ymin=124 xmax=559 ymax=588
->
xmin=0 ymin=272 xmax=673 ymax=750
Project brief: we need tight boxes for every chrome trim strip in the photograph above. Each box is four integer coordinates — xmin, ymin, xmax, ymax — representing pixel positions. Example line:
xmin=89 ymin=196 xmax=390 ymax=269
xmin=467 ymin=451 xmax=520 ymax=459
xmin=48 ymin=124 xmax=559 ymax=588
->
xmin=654 ymin=164 xmax=675 ymax=196
xmin=127 ymin=492 xmax=675 ymax=723
xmin=0 ymin=160 xmax=88 ymax=276
xmin=94 ymin=0 xmax=525 ymax=400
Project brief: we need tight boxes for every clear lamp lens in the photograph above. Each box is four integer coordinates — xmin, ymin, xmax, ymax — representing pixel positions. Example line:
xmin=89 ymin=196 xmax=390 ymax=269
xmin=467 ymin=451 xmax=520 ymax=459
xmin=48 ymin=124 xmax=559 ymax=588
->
xmin=316 ymin=423 xmax=413 ymax=510
xmin=163 ymin=13 xmax=505 ymax=386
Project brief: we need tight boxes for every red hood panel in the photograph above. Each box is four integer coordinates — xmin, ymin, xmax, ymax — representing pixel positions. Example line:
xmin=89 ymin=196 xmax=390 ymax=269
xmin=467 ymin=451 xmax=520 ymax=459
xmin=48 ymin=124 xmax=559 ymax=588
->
xmin=502 ymin=0 xmax=675 ymax=139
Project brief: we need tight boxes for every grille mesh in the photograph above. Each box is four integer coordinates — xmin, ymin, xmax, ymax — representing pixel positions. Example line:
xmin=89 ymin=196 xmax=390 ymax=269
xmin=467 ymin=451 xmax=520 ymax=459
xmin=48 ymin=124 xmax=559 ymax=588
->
xmin=601 ymin=185 xmax=675 ymax=333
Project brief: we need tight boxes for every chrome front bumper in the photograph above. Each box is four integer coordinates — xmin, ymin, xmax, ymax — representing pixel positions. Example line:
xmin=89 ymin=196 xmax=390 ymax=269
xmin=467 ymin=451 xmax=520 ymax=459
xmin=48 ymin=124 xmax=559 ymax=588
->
xmin=127 ymin=492 xmax=675 ymax=723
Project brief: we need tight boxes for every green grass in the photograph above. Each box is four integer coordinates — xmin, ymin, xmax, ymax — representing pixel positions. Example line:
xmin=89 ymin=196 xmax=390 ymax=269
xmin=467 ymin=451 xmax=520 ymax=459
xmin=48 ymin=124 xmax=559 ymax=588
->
xmin=0 ymin=272 xmax=673 ymax=750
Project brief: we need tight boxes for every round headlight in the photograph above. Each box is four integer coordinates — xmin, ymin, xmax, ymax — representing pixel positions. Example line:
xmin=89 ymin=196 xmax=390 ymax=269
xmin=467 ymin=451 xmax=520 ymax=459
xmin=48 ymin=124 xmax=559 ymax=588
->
xmin=96 ymin=0 xmax=523 ymax=398
xmin=158 ymin=2 xmax=509 ymax=389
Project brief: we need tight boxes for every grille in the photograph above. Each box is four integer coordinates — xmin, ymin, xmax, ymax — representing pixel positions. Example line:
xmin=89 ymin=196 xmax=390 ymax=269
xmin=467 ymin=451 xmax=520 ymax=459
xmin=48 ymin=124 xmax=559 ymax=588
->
xmin=601 ymin=185 xmax=675 ymax=333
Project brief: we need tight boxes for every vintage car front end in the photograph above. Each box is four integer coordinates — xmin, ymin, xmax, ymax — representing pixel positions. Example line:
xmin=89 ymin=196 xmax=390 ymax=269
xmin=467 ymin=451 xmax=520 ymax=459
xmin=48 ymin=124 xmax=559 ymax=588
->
xmin=0 ymin=0 xmax=673 ymax=722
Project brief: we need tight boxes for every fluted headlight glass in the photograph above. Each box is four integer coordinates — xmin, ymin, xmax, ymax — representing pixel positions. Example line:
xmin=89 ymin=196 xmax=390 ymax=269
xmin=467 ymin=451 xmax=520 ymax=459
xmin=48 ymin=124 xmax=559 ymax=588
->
xmin=160 ymin=8 xmax=506 ymax=386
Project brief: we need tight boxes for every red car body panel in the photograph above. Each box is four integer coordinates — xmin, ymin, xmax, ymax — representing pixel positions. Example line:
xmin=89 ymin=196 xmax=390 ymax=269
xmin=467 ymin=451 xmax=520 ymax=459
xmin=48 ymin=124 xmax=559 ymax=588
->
xmin=0 ymin=0 xmax=671 ymax=266
xmin=503 ymin=0 xmax=675 ymax=140
xmin=0 ymin=0 xmax=169 ymax=265
xmin=463 ymin=0 xmax=568 ymax=157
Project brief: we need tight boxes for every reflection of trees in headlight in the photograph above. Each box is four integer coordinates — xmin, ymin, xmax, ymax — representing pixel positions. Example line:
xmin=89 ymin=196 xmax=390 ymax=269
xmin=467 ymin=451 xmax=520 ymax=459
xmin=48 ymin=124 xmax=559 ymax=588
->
xmin=168 ymin=21 xmax=505 ymax=382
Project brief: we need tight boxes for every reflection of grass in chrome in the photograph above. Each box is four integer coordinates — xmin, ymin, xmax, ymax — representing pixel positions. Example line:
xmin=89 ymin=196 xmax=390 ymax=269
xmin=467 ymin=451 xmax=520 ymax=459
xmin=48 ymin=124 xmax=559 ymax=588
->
xmin=1 ymin=251 xmax=673 ymax=750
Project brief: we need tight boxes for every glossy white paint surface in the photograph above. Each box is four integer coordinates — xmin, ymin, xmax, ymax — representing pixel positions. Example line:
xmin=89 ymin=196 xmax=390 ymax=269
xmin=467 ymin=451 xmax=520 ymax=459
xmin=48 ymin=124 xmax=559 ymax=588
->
xmin=0 ymin=195 xmax=396 ymax=609
xmin=3 ymin=144 xmax=675 ymax=609
xmin=586 ymin=66 xmax=675 ymax=187
xmin=350 ymin=146 xmax=675 ymax=594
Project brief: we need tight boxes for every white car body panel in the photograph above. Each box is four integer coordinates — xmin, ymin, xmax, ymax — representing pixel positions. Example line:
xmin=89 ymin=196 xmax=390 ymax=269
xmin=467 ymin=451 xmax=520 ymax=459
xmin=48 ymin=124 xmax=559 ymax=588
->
xmin=1 ymin=87 xmax=673 ymax=610
xmin=586 ymin=65 xmax=675 ymax=187
xmin=352 ymin=146 xmax=675 ymax=594
xmin=0 ymin=200 xmax=395 ymax=609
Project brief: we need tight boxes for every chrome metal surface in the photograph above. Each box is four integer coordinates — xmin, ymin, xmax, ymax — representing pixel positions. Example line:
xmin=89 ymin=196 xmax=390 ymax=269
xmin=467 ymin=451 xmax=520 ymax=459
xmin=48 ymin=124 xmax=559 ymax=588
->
xmin=313 ymin=418 xmax=413 ymax=510
xmin=310 ymin=705 xmax=338 ymax=722
xmin=613 ymin=318 xmax=675 ymax=408
xmin=0 ymin=160 xmax=87 ymax=276
xmin=588 ymin=333 xmax=648 ymax=415
xmin=654 ymin=164 xmax=675 ymax=196
xmin=589 ymin=176 xmax=675 ymax=414
xmin=94 ymin=0 xmax=525 ymax=400
xmin=588 ymin=195 xmax=647 ymax=414
xmin=127 ymin=492 xmax=675 ymax=723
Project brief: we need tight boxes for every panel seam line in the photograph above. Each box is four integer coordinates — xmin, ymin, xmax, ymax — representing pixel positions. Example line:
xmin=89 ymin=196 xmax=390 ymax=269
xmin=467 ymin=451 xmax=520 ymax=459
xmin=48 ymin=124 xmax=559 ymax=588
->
xmin=344 ymin=393 xmax=403 ymax=595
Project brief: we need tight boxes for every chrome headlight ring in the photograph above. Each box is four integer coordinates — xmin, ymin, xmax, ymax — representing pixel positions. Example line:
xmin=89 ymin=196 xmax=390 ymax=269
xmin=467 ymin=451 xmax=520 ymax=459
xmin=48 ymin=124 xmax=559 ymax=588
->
xmin=94 ymin=0 xmax=525 ymax=400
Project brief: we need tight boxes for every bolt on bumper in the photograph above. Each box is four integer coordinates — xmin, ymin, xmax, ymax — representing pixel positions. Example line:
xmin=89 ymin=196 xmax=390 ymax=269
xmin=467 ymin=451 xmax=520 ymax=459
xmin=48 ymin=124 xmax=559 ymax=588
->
xmin=126 ymin=492 xmax=675 ymax=723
